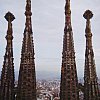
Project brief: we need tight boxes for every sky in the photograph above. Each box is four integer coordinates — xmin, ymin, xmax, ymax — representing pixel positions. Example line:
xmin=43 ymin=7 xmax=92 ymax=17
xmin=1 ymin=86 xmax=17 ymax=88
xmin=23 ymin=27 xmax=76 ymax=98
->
xmin=0 ymin=0 xmax=100 ymax=79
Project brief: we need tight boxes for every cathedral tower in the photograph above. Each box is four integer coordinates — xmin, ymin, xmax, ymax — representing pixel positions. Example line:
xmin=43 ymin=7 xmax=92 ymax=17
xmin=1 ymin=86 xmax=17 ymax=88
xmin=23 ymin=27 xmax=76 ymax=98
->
xmin=0 ymin=12 xmax=15 ymax=100
xmin=60 ymin=0 xmax=79 ymax=100
xmin=16 ymin=0 xmax=37 ymax=100
xmin=83 ymin=10 xmax=100 ymax=100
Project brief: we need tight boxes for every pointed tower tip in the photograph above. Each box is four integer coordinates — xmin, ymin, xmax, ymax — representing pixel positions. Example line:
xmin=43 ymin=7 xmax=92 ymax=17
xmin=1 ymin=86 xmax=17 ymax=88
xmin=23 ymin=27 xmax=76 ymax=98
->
xmin=65 ymin=0 xmax=71 ymax=15
xmin=25 ymin=0 xmax=32 ymax=16
xmin=26 ymin=0 xmax=31 ymax=7
xmin=66 ymin=0 xmax=70 ymax=7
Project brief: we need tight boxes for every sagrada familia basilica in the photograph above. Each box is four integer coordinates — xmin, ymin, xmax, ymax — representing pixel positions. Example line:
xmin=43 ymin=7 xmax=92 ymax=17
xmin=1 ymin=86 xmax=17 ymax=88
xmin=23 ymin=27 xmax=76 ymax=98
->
xmin=0 ymin=0 xmax=100 ymax=100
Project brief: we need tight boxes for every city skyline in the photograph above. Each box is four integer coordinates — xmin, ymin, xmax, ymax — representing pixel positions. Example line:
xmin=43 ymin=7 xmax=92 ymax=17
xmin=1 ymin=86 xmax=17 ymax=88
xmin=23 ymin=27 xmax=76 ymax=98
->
xmin=0 ymin=0 xmax=100 ymax=79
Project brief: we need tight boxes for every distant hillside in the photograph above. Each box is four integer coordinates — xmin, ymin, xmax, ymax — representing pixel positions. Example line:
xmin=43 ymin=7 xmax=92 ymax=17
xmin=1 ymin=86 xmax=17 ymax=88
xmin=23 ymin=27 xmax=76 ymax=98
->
xmin=1 ymin=71 xmax=100 ymax=81
xmin=0 ymin=70 xmax=60 ymax=80
xmin=15 ymin=71 xmax=60 ymax=80
xmin=36 ymin=71 xmax=60 ymax=80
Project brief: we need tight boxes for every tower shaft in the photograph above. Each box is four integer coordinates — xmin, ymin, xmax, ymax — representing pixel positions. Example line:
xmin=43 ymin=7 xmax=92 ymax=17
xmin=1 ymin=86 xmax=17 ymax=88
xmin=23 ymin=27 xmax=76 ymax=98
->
xmin=0 ymin=12 xmax=15 ymax=100
xmin=60 ymin=0 xmax=79 ymax=100
xmin=16 ymin=0 xmax=37 ymax=100
xmin=83 ymin=10 xmax=100 ymax=100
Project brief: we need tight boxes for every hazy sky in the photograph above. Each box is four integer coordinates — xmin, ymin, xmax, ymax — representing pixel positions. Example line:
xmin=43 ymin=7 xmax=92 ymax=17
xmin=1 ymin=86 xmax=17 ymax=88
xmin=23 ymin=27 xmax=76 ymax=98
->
xmin=0 ymin=0 xmax=100 ymax=78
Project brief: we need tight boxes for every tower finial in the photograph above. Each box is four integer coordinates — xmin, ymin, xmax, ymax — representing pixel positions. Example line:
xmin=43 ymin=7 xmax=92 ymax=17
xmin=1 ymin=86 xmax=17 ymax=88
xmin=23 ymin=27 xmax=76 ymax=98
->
xmin=5 ymin=12 xmax=15 ymax=41
xmin=5 ymin=11 xmax=15 ymax=22
xmin=83 ymin=10 xmax=93 ymax=38
xmin=83 ymin=10 xmax=93 ymax=20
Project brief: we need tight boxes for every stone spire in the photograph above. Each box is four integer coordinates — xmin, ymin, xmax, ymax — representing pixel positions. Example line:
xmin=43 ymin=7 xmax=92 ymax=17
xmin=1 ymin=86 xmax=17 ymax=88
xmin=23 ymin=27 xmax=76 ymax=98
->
xmin=16 ymin=0 xmax=37 ymax=100
xmin=0 ymin=12 xmax=15 ymax=100
xmin=83 ymin=10 xmax=100 ymax=100
xmin=60 ymin=0 xmax=79 ymax=100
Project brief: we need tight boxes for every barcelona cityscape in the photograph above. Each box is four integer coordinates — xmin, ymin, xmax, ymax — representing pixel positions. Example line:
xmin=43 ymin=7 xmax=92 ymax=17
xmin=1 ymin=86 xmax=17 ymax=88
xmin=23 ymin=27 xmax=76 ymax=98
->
xmin=0 ymin=0 xmax=100 ymax=100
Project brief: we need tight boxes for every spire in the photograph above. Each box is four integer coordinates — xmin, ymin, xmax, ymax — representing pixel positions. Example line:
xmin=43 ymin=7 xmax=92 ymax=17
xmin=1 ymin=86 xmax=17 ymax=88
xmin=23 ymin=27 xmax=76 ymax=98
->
xmin=16 ymin=0 xmax=37 ymax=100
xmin=60 ymin=0 xmax=79 ymax=100
xmin=0 ymin=12 xmax=15 ymax=100
xmin=83 ymin=10 xmax=100 ymax=100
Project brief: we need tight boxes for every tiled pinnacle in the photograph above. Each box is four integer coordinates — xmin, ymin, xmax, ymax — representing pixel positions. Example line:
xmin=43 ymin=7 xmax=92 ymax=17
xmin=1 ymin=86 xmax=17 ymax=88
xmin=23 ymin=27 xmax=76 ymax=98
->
xmin=16 ymin=0 xmax=37 ymax=100
xmin=0 ymin=12 xmax=15 ymax=100
xmin=83 ymin=10 xmax=100 ymax=100
xmin=60 ymin=0 xmax=79 ymax=100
